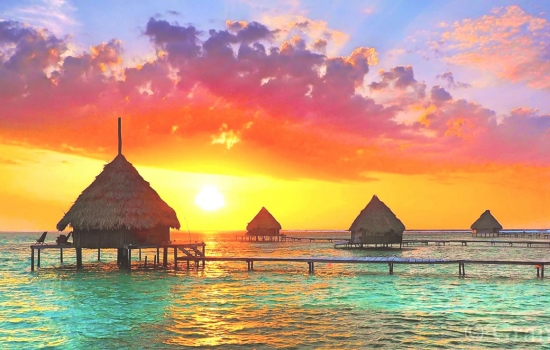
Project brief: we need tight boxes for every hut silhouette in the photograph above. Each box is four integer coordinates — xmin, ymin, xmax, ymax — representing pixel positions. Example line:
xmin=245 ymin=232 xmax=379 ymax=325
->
xmin=56 ymin=118 xmax=180 ymax=266
xmin=246 ymin=207 xmax=282 ymax=241
xmin=471 ymin=210 xmax=502 ymax=237
xmin=349 ymin=195 xmax=405 ymax=247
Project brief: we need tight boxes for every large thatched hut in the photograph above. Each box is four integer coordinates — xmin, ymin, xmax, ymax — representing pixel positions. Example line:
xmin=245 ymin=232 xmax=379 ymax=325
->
xmin=57 ymin=118 xmax=180 ymax=250
xmin=471 ymin=210 xmax=502 ymax=236
xmin=349 ymin=195 xmax=405 ymax=246
xmin=246 ymin=207 xmax=281 ymax=240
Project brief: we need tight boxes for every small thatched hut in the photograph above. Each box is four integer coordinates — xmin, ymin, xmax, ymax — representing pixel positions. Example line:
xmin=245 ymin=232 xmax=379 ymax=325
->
xmin=349 ymin=195 xmax=405 ymax=246
xmin=57 ymin=118 xmax=180 ymax=249
xmin=246 ymin=207 xmax=281 ymax=239
xmin=471 ymin=210 xmax=502 ymax=235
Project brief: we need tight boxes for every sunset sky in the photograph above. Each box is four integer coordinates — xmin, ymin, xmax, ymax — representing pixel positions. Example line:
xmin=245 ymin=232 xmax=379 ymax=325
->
xmin=1 ymin=0 xmax=549 ymax=232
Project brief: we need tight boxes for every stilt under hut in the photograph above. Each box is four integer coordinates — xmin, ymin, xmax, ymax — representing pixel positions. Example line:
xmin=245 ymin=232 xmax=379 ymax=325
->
xmin=56 ymin=117 xmax=181 ymax=268
xmin=246 ymin=207 xmax=282 ymax=241
xmin=471 ymin=210 xmax=502 ymax=237
xmin=349 ymin=195 xmax=405 ymax=248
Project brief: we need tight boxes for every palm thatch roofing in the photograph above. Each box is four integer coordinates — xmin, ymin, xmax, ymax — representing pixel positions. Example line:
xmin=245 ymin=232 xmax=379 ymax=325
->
xmin=349 ymin=195 xmax=405 ymax=233
xmin=57 ymin=154 xmax=180 ymax=231
xmin=246 ymin=207 xmax=281 ymax=230
xmin=470 ymin=210 xmax=502 ymax=230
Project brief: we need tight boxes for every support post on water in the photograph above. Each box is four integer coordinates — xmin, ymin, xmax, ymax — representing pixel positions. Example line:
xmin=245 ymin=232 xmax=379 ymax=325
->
xmin=31 ymin=248 xmax=35 ymax=272
xmin=76 ymin=248 xmax=82 ymax=269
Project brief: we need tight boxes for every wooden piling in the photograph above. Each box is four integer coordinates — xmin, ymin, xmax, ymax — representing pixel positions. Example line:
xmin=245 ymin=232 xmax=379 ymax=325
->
xmin=127 ymin=248 xmax=132 ymax=271
xmin=60 ymin=248 xmax=63 ymax=264
xmin=97 ymin=248 xmax=101 ymax=261
xmin=76 ymin=248 xmax=82 ymax=269
xmin=173 ymin=247 xmax=178 ymax=270
xmin=31 ymin=248 xmax=35 ymax=272
xmin=37 ymin=249 xmax=41 ymax=268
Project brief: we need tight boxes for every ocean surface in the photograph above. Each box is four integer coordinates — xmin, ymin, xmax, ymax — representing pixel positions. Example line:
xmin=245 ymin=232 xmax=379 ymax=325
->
xmin=2 ymin=230 xmax=550 ymax=349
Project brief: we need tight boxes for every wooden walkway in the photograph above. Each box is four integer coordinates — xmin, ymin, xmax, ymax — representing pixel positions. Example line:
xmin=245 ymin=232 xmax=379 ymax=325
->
xmin=473 ymin=232 xmax=550 ymax=238
xmin=176 ymin=255 xmax=548 ymax=278
xmin=236 ymin=235 xmax=347 ymax=243
xmin=281 ymin=236 xmax=347 ymax=243
xmin=402 ymin=239 xmax=550 ymax=247
xmin=334 ymin=239 xmax=550 ymax=249
xmin=29 ymin=245 xmax=549 ymax=278
xmin=30 ymin=242 xmax=206 ymax=271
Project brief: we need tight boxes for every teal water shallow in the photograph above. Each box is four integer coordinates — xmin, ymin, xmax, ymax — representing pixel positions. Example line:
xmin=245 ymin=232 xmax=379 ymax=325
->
xmin=2 ymin=231 xmax=550 ymax=349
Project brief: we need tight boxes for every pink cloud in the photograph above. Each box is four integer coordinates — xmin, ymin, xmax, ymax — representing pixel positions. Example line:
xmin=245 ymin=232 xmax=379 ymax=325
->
xmin=433 ymin=6 xmax=550 ymax=89
xmin=0 ymin=17 xmax=549 ymax=182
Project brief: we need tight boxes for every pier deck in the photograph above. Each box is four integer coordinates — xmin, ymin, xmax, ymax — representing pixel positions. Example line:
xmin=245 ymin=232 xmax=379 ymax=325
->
xmin=30 ymin=242 xmax=206 ymax=271
xmin=281 ymin=236 xmax=347 ymax=242
xmin=30 ymin=244 xmax=549 ymax=279
xmin=402 ymin=239 xmax=550 ymax=247
xmin=334 ymin=239 xmax=550 ymax=249
xmin=177 ymin=255 xmax=547 ymax=278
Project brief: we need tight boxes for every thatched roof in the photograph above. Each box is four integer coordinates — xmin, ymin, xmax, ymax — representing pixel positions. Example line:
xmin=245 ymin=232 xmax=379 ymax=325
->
xmin=57 ymin=154 xmax=180 ymax=231
xmin=349 ymin=195 xmax=405 ymax=233
xmin=246 ymin=207 xmax=281 ymax=230
xmin=471 ymin=210 xmax=502 ymax=230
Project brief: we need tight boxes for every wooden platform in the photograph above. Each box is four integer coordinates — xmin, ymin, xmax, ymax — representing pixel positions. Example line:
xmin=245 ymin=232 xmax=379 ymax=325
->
xmin=174 ymin=255 xmax=548 ymax=278
xmin=30 ymin=242 xmax=206 ymax=271
xmin=280 ymin=236 xmax=347 ymax=242
xmin=472 ymin=231 xmax=550 ymax=238
xmin=403 ymin=239 xmax=550 ymax=247
xmin=237 ymin=235 xmax=349 ymax=243
xmin=334 ymin=239 xmax=550 ymax=249
xmin=236 ymin=235 xmax=283 ymax=242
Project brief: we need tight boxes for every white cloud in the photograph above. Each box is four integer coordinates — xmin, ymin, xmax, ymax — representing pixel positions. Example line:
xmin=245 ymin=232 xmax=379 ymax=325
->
xmin=261 ymin=14 xmax=350 ymax=56
xmin=2 ymin=0 xmax=78 ymax=36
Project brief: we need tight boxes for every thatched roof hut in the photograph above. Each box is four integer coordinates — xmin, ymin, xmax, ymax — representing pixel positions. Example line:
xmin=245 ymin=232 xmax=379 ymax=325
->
xmin=349 ymin=195 xmax=405 ymax=245
xmin=471 ymin=210 xmax=502 ymax=234
xmin=246 ymin=207 xmax=281 ymax=237
xmin=57 ymin=119 xmax=180 ymax=249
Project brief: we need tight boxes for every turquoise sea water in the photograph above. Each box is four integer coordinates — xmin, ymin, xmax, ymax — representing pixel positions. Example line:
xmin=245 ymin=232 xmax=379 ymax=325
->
xmin=2 ymin=231 xmax=550 ymax=349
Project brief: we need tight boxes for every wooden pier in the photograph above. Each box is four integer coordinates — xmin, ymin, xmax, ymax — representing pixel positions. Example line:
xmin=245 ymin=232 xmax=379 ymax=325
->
xmin=29 ymin=244 xmax=549 ymax=279
xmin=236 ymin=235 xmax=348 ymax=243
xmin=30 ymin=242 xmax=206 ymax=271
xmin=334 ymin=239 xmax=550 ymax=249
xmin=173 ymin=255 xmax=548 ymax=278
xmin=402 ymin=239 xmax=550 ymax=247
xmin=472 ymin=231 xmax=550 ymax=238
xmin=236 ymin=235 xmax=283 ymax=242
xmin=280 ymin=236 xmax=347 ymax=243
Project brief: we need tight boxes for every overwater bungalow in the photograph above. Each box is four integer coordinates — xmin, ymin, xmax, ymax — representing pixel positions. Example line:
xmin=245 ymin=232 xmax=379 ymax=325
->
xmin=349 ymin=195 xmax=405 ymax=247
xmin=245 ymin=207 xmax=282 ymax=241
xmin=471 ymin=210 xmax=502 ymax=237
xmin=56 ymin=118 xmax=180 ymax=266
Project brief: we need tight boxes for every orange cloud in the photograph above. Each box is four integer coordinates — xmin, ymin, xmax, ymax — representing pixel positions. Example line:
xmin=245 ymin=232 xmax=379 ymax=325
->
xmin=0 ymin=17 xmax=549 ymax=185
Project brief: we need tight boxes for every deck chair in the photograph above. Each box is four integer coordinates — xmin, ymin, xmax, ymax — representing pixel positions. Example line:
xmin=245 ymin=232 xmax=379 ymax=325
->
xmin=56 ymin=231 xmax=72 ymax=245
xmin=36 ymin=231 xmax=47 ymax=244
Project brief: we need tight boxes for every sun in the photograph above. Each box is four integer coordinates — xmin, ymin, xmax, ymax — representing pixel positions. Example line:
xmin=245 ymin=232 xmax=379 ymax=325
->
xmin=195 ymin=185 xmax=225 ymax=211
